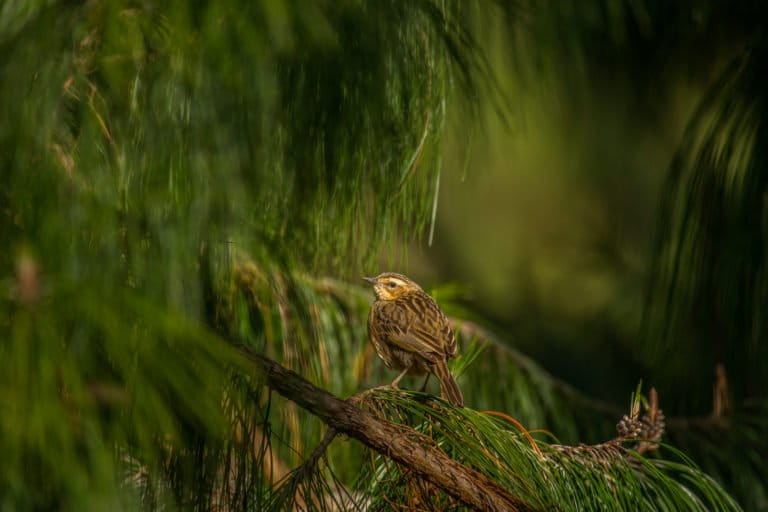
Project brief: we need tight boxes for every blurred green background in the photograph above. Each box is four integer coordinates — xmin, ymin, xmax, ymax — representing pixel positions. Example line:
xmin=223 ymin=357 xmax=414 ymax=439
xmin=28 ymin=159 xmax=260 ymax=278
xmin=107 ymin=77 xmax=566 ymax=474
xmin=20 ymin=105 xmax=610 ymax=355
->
xmin=401 ymin=4 xmax=719 ymax=410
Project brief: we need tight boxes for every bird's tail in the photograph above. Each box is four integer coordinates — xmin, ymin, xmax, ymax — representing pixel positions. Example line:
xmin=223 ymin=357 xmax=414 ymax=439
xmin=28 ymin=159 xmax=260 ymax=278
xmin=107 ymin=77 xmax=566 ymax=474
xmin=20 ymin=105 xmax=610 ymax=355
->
xmin=433 ymin=359 xmax=464 ymax=407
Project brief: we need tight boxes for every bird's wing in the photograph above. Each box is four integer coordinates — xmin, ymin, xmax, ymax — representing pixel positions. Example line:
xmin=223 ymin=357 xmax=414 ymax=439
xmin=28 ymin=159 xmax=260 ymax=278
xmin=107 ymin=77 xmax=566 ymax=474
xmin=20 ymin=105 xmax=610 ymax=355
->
xmin=388 ymin=332 xmax=440 ymax=363
xmin=376 ymin=296 xmax=450 ymax=362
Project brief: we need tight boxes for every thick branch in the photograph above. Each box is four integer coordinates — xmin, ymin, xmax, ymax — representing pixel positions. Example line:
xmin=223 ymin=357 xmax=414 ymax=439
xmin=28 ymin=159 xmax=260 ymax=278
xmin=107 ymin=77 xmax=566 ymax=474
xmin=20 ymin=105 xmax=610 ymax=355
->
xmin=237 ymin=345 xmax=536 ymax=512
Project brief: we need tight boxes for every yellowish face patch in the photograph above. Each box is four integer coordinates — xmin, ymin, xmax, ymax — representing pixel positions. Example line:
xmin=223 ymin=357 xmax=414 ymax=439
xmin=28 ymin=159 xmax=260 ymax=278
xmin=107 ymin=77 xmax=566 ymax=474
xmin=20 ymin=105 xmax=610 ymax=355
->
xmin=364 ymin=272 xmax=422 ymax=300
xmin=374 ymin=277 xmax=412 ymax=300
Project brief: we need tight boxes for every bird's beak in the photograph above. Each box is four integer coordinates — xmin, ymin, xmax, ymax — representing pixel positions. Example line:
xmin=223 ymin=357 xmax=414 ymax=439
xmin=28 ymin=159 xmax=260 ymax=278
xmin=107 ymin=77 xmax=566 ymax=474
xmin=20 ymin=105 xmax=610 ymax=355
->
xmin=362 ymin=276 xmax=376 ymax=284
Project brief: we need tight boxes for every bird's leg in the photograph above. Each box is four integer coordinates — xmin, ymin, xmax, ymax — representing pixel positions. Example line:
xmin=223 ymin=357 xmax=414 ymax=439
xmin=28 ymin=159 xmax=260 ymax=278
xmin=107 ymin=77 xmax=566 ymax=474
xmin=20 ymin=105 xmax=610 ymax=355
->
xmin=419 ymin=373 xmax=431 ymax=392
xmin=390 ymin=366 xmax=410 ymax=389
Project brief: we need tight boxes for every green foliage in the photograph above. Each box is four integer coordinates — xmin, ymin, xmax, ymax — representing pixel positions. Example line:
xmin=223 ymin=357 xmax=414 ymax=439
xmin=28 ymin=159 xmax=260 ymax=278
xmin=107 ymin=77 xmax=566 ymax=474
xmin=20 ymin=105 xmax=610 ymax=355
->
xmin=0 ymin=1 xmax=478 ymax=509
xmin=0 ymin=0 xmax=469 ymax=280
xmin=645 ymin=40 xmax=768 ymax=400
xmin=349 ymin=389 xmax=739 ymax=511
xmin=643 ymin=39 xmax=768 ymax=510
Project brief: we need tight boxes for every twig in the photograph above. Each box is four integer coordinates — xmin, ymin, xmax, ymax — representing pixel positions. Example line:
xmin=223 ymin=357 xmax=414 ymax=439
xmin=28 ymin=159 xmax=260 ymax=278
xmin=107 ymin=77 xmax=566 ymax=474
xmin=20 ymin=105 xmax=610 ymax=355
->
xmin=276 ymin=427 xmax=340 ymax=510
xmin=305 ymin=428 xmax=338 ymax=469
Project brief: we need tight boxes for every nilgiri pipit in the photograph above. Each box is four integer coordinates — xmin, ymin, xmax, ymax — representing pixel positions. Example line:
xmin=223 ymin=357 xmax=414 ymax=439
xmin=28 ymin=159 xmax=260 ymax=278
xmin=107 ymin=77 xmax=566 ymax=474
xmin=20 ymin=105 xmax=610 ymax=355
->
xmin=364 ymin=272 xmax=463 ymax=406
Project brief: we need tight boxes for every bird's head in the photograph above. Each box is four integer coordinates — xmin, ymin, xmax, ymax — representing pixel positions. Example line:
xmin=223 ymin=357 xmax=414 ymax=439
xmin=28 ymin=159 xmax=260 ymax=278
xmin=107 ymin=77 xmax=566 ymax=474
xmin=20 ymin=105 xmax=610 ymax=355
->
xmin=363 ymin=272 xmax=422 ymax=301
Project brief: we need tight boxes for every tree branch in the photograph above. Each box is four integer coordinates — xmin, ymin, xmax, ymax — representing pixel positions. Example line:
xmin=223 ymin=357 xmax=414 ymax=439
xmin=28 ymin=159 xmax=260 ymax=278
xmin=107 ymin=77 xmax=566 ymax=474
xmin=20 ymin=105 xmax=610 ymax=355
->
xmin=236 ymin=345 xmax=537 ymax=512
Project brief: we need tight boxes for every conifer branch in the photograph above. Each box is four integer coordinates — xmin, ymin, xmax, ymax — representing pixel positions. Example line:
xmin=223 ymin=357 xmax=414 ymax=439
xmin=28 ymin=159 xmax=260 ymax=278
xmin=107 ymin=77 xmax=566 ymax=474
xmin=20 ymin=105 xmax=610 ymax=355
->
xmin=237 ymin=345 xmax=537 ymax=512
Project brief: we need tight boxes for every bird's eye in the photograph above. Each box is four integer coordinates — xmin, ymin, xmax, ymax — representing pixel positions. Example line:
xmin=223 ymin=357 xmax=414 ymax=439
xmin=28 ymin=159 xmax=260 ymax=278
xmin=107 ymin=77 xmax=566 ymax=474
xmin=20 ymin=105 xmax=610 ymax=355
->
xmin=388 ymin=282 xmax=397 ymax=288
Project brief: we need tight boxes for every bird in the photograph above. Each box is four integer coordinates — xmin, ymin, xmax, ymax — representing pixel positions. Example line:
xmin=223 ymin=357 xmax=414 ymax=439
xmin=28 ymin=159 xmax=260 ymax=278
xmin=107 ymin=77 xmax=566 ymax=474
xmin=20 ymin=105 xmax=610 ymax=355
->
xmin=363 ymin=272 xmax=463 ymax=406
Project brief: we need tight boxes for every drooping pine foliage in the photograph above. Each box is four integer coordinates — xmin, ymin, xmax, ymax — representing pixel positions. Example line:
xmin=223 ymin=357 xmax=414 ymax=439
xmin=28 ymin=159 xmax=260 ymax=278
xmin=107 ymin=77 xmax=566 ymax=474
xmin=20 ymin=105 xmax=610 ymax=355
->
xmin=0 ymin=0 xmax=760 ymax=510
xmin=644 ymin=39 xmax=768 ymax=511
xmin=347 ymin=389 xmax=738 ymax=512
xmin=477 ymin=2 xmax=768 ymax=508
xmin=0 ymin=1 xmax=469 ymax=508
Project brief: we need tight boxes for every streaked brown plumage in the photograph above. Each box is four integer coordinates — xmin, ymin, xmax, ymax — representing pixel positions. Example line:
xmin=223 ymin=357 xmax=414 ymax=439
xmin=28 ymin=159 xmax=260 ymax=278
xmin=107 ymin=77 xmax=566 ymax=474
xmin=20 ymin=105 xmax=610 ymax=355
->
xmin=364 ymin=272 xmax=463 ymax=407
